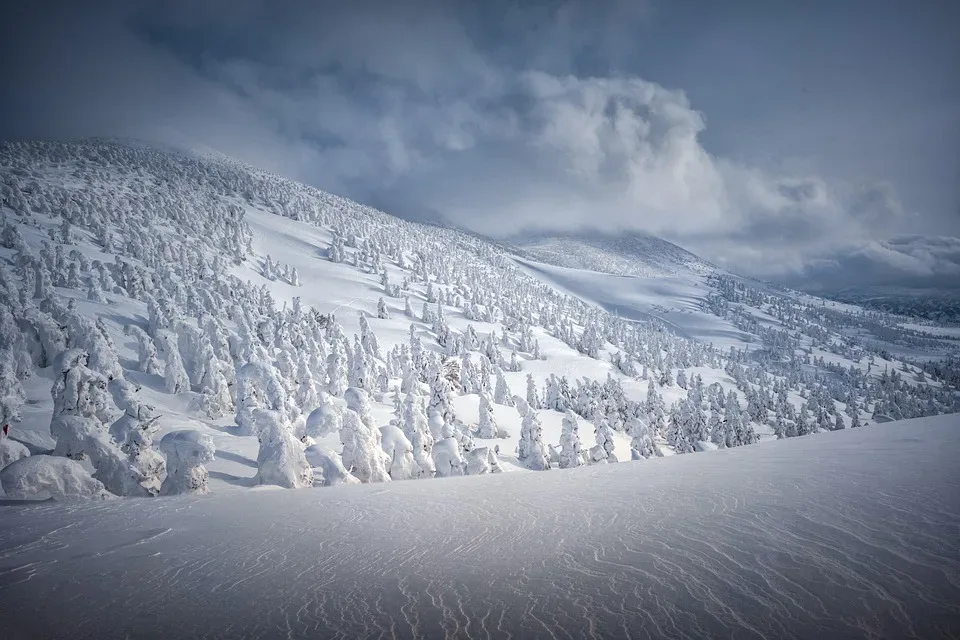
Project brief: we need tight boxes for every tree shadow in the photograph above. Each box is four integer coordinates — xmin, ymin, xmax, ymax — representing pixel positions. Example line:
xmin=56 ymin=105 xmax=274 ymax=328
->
xmin=206 ymin=422 xmax=246 ymax=437
xmin=208 ymin=470 xmax=258 ymax=488
xmin=215 ymin=450 xmax=257 ymax=469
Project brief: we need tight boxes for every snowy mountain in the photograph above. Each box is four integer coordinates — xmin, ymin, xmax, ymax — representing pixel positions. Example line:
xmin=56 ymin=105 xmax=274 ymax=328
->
xmin=0 ymin=137 xmax=956 ymax=501
xmin=0 ymin=137 xmax=958 ymax=638
xmin=510 ymin=229 xmax=715 ymax=278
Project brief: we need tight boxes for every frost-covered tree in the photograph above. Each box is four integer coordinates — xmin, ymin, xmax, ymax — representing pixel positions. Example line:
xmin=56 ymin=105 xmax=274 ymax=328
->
xmin=305 ymin=391 xmax=344 ymax=439
xmin=359 ymin=314 xmax=381 ymax=360
xmin=687 ymin=402 xmax=709 ymax=444
xmin=50 ymin=349 xmax=113 ymax=427
xmin=341 ymin=388 xmax=391 ymax=483
xmin=628 ymin=415 xmax=659 ymax=460
xmin=594 ymin=417 xmax=618 ymax=462
xmin=1 ymin=455 xmax=112 ymax=501
xmin=196 ymin=337 xmax=232 ymax=419
xmin=525 ymin=373 xmax=540 ymax=410
xmin=517 ymin=407 xmax=550 ymax=471
xmin=253 ymin=409 xmax=313 ymax=489
xmin=667 ymin=402 xmax=695 ymax=454
xmin=379 ymin=424 xmax=415 ymax=480
xmin=124 ymin=324 xmax=162 ymax=375
xmin=477 ymin=389 xmax=499 ymax=439
xmin=107 ymin=380 xmax=165 ymax=496
xmin=155 ymin=331 xmax=189 ymax=394
xmin=294 ymin=359 xmax=320 ymax=414
xmin=377 ymin=297 xmax=389 ymax=320
xmin=0 ymin=353 xmax=26 ymax=432
xmin=327 ymin=339 xmax=348 ymax=396
xmin=427 ymin=360 xmax=457 ymax=435
xmin=646 ymin=380 xmax=665 ymax=436
xmin=402 ymin=391 xmax=435 ymax=478
xmin=708 ymin=402 xmax=726 ymax=448
xmin=559 ymin=410 xmax=583 ymax=469
xmin=465 ymin=447 xmax=502 ymax=475
xmin=493 ymin=367 xmax=514 ymax=406
xmin=432 ymin=437 xmax=465 ymax=477
xmin=159 ymin=430 xmax=216 ymax=495
xmin=234 ymin=361 xmax=287 ymax=436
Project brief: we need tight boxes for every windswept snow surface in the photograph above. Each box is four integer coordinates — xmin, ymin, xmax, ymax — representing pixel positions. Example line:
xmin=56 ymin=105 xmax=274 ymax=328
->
xmin=2 ymin=414 xmax=959 ymax=640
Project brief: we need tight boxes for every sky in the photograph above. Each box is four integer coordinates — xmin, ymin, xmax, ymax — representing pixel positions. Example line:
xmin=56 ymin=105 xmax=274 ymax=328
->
xmin=2 ymin=0 xmax=958 ymax=291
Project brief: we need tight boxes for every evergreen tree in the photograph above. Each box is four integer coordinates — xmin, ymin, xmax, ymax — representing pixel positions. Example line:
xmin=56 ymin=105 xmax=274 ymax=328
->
xmin=559 ymin=410 xmax=583 ymax=469
xmin=517 ymin=407 xmax=550 ymax=471
xmin=525 ymin=373 xmax=540 ymax=410
xmin=493 ymin=367 xmax=514 ymax=406
xmin=667 ymin=402 xmax=694 ymax=454
xmin=477 ymin=389 xmax=498 ymax=439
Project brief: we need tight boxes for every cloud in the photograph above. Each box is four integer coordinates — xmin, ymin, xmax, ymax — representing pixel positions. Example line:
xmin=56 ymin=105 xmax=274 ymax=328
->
xmin=1 ymin=0 xmax=953 ymax=289
xmin=783 ymin=236 xmax=960 ymax=292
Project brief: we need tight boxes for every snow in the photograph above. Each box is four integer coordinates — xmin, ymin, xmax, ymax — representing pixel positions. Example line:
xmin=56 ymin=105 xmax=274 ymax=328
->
xmin=514 ymin=257 xmax=756 ymax=352
xmin=1 ymin=413 xmax=958 ymax=639
xmin=0 ymin=455 xmax=112 ymax=501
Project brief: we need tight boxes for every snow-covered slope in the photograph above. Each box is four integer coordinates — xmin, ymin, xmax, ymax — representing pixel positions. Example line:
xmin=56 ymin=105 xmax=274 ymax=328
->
xmin=2 ymin=413 xmax=958 ymax=640
xmin=511 ymin=229 xmax=715 ymax=278
xmin=0 ymin=137 xmax=956 ymax=504
xmin=514 ymin=257 xmax=754 ymax=352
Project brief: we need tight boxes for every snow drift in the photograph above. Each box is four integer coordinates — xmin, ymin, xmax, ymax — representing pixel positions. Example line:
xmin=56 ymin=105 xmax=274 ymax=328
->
xmin=0 ymin=414 xmax=957 ymax=639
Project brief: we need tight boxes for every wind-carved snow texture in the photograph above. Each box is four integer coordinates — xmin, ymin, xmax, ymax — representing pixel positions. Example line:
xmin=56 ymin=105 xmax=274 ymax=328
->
xmin=1 ymin=414 xmax=958 ymax=640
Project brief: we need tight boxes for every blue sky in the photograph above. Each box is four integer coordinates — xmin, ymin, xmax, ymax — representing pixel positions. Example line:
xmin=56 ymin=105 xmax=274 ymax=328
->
xmin=2 ymin=0 xmax=957 ymax=289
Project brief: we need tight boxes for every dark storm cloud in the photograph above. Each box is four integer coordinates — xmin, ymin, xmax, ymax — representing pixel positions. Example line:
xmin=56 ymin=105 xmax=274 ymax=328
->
xmin=1 ymin=0 xmax=957 ymax=288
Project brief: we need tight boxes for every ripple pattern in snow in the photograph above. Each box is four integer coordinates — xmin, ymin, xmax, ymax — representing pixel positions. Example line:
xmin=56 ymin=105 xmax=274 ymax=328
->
xmin=1 ymin=414 xmax=959 ymax=639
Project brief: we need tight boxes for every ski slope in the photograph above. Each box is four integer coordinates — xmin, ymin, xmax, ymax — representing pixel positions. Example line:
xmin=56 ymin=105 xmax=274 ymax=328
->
xmin=1 ymin=413 xmax=958 ymax=639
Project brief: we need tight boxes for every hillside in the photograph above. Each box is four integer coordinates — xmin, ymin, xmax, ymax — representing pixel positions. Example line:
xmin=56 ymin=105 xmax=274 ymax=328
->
xmin=0 ymin=138 xmax=956 ymax=506
xmin=511 ymin=229 xmax=715 ymax=278
xmin=2 ymin=413 xmax=958 ymax=639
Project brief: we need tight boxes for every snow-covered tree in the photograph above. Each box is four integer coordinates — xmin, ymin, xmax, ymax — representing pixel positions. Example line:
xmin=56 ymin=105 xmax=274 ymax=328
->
xmin=156 ymin=331 xmax=189 ymax=394
xmin=525 ymin=373 xmax=540 ymax=410
xmin=432 ymin=437 xmax=465 ymax=477
xmin=305 ymin=391 xmax=344 ymax=439
xmin=124 ymin=324 xmax=161 ymax=376
xmin=253 ymin=409 xmax=313 ymax=489
xmin=493 ymin=367 xmax=514 ymax=406
xmin=0 ymin=424 xmax=30 ymax=471
xmin=477 ymin=389 xmax=499 ymax=439
xmin=107 ymin=380 xmax=165 ymax=496
xmin=159 ymin=430 xmax=216 ymax=495
xmin=667 ymin=402 xmax=695 ymax=454
xmin=379 ymin=424 xmax=415 ymax=480
xmin=1 ymin=455 xmax=112 ymax=501
xmin=341 ymin=388 xmax=391 ymax=483
xmin=594 ymin=417 xmax=618 ymax=462
xmin=559 ymin=410 xmax=583 ymax=469
xmin=327 ymin=339 xmax=348 ymax=396
xmin=402 ymin=392 xmax=435 ymax=478
xmin=517 ymin=407 xmax=550 ymax=471
xmin=628 ymin=415 xmax=660 ymax=460
xmin=0 ymin=353 xmax=26 ymax=432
